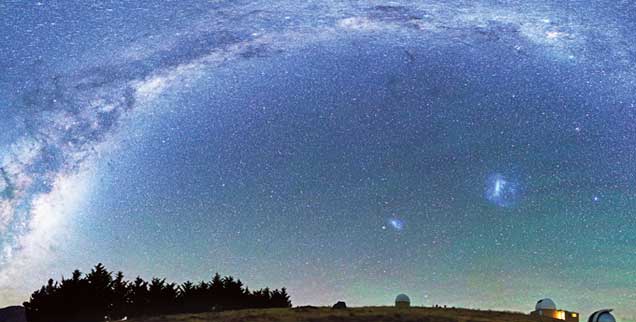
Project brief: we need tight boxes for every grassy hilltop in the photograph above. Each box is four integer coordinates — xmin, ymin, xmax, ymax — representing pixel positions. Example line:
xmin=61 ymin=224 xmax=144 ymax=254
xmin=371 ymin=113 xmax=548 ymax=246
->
xmin=129 ymin=306 xmax=559 ymax=322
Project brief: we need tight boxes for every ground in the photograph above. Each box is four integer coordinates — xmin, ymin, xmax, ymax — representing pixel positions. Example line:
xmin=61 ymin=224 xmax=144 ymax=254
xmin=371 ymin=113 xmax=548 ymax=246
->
xmin=128 ymin=307 xmax=561 ymax=322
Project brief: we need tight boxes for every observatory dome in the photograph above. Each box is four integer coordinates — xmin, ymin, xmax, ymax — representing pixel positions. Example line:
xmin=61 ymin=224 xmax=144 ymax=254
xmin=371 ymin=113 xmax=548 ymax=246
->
xmin=395 ymin=294 xmax=410 ymax=304
xmin=589 ymin=309 xmax=616 ymax=322
xmin=395 ymin=293 xmax=411 ymax=308
xmin=535 ymin=298 xmax=557 ymax=310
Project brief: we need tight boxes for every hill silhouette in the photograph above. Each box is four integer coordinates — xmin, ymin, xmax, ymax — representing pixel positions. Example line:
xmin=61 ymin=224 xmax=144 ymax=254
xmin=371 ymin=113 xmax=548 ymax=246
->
xmin=125 ymin=307 xmax=561 ymax=322
xmin=0 ymin=306 xmax=26 ymax=322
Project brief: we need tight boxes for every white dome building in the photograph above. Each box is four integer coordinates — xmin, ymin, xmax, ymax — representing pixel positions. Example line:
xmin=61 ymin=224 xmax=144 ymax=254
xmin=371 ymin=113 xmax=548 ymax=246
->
xmin=395 ymin=294 xmax=410 ymax=308
xmin=536 ymin=298 xmax=557 ymax=310
xmin=530 ymin=298 xmax=579 ymax=322
xmin=589 ymin=309 xmax=616 ymax=322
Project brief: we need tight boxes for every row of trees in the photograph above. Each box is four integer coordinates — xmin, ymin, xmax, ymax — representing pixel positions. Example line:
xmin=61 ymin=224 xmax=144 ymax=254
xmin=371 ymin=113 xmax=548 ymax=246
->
xmin=23 ymin=264 xmax=291 ymax=322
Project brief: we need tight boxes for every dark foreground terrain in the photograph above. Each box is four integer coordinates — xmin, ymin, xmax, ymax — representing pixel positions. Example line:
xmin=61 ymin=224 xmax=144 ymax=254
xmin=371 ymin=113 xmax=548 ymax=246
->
xmin=129 ymin=307 xmax=558 ymax=322
xmin=0 ymin=306 xmax=26 ymax=322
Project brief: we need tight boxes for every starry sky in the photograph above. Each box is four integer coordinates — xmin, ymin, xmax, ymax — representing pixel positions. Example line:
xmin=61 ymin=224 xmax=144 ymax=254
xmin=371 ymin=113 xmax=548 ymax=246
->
xmin=1 ymin=1 xmax=636 ymax=321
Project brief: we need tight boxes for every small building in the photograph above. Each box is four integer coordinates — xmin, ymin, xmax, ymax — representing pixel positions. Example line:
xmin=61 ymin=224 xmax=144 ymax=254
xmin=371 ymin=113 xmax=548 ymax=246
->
xmin=332 ymin=301 xmax=347 ymax=309
xmin=395 ymin=294 xmax=410 ymax=308
xmin=530 ymin=298 xmax=578 ymax=322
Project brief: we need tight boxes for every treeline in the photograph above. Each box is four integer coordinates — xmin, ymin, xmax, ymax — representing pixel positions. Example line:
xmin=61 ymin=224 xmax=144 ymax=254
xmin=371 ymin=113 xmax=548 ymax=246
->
xmin=23 ymin=263 xmax=291 ymax=322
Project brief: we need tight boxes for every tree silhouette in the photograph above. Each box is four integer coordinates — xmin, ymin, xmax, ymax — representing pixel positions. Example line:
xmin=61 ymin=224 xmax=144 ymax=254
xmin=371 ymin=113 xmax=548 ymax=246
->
xmin=129 ymin=277 xmax=150 ymax=317
xmin=23 ymin=264 xmax=292 ymax=322
xmin=110 ymin=272 xmax=129 ymax=320
xmin=85 ymin=263 xmax=113 ymax=321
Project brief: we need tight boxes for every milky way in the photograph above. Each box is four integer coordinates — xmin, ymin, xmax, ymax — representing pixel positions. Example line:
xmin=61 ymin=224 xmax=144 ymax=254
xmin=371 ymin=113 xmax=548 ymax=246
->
xmin=2 ymin=1 xmax=636 ymax=321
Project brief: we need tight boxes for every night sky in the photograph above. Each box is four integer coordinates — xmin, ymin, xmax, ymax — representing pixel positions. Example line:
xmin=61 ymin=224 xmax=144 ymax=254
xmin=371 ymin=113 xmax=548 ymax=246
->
xmin=1 ymin=1 xmax=636 ymax=321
